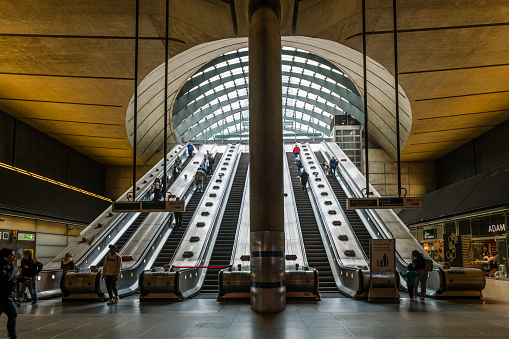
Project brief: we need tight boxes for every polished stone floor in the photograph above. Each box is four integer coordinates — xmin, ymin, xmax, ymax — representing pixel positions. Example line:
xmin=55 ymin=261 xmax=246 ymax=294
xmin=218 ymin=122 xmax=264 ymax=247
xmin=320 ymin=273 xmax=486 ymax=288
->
xmin=7 ymin=279 xmax=509 ymax=338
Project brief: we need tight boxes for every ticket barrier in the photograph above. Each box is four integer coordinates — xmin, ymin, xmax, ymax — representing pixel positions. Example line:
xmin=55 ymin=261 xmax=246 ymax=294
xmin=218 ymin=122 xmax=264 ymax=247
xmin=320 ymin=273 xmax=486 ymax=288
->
xmin=218 ymin=267 xmax=320 ymax=300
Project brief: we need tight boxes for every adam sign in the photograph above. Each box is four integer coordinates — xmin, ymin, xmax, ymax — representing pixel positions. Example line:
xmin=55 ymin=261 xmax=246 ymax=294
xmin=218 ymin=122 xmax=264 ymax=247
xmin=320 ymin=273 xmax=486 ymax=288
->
xmin=488 ymin=224 xmax=506 ymax=233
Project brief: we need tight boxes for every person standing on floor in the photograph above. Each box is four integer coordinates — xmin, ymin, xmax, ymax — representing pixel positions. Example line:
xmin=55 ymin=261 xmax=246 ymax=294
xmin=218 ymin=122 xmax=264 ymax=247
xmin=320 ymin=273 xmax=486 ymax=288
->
xmin=412 ymin=250 xmax=428 ymax=301
xmin=60 ymin=252 xmax=76 ymax=275
xmin=187 ymin=142 xmax=195 ymax=158
xmin=16 ymin=250 xmax=42 ymax=306
xmin=0 ymin=248 xmax=18 ymax=339
xmin=400 ymin=263 xmax=417 ymax=301
xmin=300 ymin=169 xmax=309 ymax=191
xmin=292 ymin=144 xmax=300 ymax=159
xmin=102 ymin=245 xmax=122 ymax=305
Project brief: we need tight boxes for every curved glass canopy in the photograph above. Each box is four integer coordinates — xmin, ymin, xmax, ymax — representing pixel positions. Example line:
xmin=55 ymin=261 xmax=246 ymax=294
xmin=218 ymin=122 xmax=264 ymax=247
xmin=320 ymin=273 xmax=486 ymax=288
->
xmin=172 ymin=47 xmax=363 ymax=143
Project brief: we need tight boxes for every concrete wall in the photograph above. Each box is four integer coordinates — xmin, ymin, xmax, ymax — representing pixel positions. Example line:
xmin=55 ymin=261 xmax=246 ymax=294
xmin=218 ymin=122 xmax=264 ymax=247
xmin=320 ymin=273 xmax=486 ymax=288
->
xmin=436 ymin=120 xmax=509 ymax=188
xmin=365 ymin=148 xmax=436 ymax=197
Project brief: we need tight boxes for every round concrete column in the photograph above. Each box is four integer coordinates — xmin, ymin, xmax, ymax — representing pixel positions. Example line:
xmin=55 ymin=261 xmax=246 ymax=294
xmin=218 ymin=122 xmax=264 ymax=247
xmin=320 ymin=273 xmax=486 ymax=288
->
xmin=248 ymin=0 xmax=285 ymax=313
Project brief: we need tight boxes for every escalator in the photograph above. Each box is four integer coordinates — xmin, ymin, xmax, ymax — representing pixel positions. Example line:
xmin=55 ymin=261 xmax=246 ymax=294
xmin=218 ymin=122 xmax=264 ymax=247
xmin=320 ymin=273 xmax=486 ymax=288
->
xmin=287 ymin=152 xmax=337 ymax=293
xmin=201 ymin=153 xmax=250 ymax=293
xmin=98 ymin=212 xmax=149 ymax=266
xmin=152 ymin=153 xmax=223 ymax=268
xmin=315 ymin=152 xmax=371 ymax=257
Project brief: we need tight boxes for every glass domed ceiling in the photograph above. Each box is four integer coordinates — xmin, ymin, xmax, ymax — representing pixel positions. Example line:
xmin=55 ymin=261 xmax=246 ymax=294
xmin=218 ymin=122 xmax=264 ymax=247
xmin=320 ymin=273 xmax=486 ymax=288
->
xmin=172 ymin=46 xmax=364 ymax=143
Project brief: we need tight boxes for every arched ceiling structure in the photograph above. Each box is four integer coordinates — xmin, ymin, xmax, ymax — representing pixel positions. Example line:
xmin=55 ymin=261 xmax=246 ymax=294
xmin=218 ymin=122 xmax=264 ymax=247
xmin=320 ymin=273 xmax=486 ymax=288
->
xmin=126 ymin=37 xmax=412 ymax=164
xmin=172 ymin=47 xmax=364 ymax=143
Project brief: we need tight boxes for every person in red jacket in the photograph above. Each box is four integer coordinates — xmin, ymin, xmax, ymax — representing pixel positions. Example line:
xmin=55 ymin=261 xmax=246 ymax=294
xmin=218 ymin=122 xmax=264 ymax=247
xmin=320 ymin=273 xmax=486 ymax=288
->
xmin=292 ymin=144 xmax=300 ymax=158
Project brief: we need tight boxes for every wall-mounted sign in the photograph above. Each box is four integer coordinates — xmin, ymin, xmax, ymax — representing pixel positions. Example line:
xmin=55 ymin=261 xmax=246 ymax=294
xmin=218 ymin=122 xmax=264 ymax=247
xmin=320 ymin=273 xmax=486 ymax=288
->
xmin=18 ymin=233 xmax=35 ymax=241
xmin=423 ymin=229 xmax=436 ymax=240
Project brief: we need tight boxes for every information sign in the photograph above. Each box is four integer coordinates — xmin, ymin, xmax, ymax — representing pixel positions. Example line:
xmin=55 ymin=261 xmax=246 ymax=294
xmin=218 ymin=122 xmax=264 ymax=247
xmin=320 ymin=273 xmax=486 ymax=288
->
xmin=2 ymin=232 xmax=9 ymax=240
xmin=370 ymin=239 xmax=395 ymax=274
xmin=112 ymin=200 xmax=184 ymax=212
xmin=347 ymin=198 xmax=378 ymax=209
xmin=369 ymin=238 xmax=399 ymax=302
xmin=378 ymin=197 xmax=404 ymax=208
xmin=19 ymin=233 xmax=35 ymax=241
xmin=347 ymin=197 xmax=422 ymax=209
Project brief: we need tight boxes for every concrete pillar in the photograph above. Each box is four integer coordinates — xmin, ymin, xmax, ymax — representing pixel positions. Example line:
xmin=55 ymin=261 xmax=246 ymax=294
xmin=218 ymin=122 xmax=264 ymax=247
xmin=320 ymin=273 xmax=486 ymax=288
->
xmin=248 ymin=0 xmax=285 ymax=313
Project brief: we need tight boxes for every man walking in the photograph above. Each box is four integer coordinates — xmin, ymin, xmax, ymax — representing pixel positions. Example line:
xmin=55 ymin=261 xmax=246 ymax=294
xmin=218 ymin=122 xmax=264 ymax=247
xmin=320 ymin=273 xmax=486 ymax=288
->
xmin=16 ymin=250 xmax=42 ymax=305
xmin=0 ymin=248 xmax=18 ymax=339
xmin=102 ymin=244 xmax=122 ymax=305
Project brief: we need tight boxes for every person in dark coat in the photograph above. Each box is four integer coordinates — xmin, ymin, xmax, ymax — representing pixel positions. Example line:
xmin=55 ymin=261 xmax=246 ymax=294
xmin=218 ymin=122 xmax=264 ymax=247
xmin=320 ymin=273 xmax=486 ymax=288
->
xmin=329 ymin=156 xmax=338 ymax=176
xmin=172 ymin=163 xmax=180 ymax=182
xmin=152 ymin=177 xmax=161 ymax=201
xmin=60 ymin=252 xmax=76 ymax=275
xmin=412 ymin=250 xmax=428 ymax=300
xmin=300 ymin=170 xmax=309 ymax=191
xmin=16 ymin=250 xmax=42 ymax=305
xmin=0 ymin=248 xmax=18 ymax=339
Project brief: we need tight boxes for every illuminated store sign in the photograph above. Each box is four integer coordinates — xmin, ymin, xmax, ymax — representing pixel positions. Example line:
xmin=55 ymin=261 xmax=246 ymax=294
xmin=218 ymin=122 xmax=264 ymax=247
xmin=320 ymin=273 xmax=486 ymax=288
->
xmin=487 ymin=224 xmax=506 ymax=234
xmin=423 ymin=229 xmax=436 ymax=240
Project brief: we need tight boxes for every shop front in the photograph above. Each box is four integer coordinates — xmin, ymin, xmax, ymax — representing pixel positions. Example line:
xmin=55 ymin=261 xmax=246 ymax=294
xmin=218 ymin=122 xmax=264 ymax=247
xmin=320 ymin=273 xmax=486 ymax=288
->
xmin=409 ymin=211 xmax=508 ymax=279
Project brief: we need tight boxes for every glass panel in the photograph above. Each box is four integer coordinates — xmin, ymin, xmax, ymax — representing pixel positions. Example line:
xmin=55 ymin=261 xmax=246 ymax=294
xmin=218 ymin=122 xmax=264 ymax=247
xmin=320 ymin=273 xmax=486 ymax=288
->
xmin=444 ymin=222 xmax=456 ymax=235
xmin=458 ymin=219 xmax=470 ymax=235
xmin=496 ymin=239 xmax=507 ymax=278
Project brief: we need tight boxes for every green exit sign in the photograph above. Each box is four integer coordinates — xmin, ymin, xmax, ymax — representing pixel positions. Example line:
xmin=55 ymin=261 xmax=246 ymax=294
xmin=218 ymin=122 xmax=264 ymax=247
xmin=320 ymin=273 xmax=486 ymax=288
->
xmin=24 ymin=234 xmax=35 ymax=239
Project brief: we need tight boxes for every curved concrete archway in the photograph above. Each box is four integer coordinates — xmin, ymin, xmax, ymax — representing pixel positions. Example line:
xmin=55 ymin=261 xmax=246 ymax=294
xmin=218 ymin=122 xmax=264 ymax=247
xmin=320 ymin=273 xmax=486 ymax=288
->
xmin=126 ymin=37 xmax=411 ymax=164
